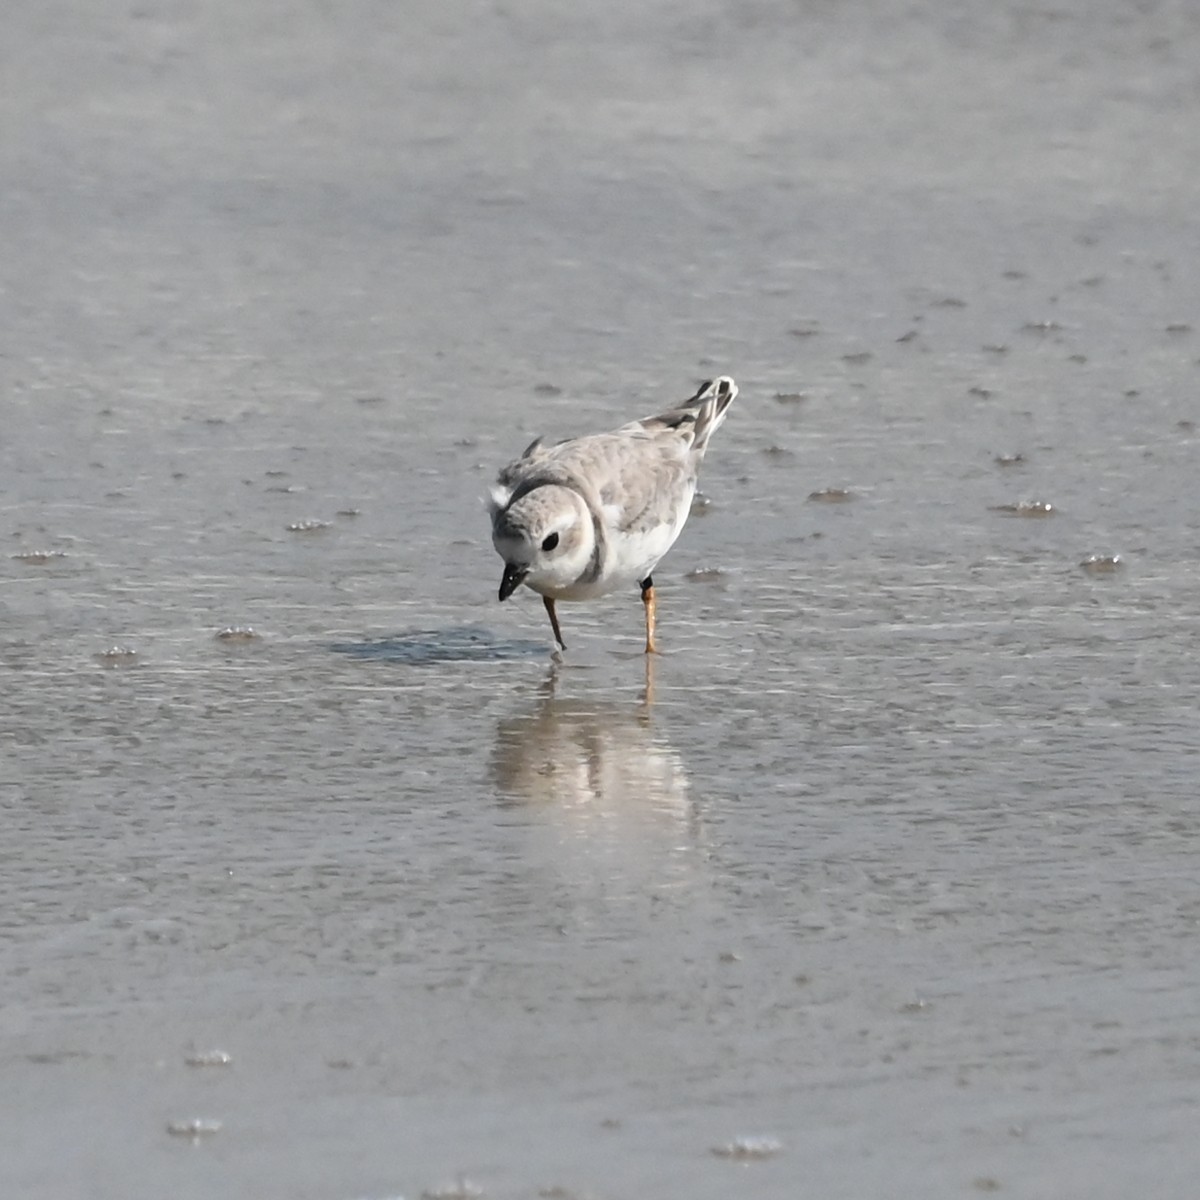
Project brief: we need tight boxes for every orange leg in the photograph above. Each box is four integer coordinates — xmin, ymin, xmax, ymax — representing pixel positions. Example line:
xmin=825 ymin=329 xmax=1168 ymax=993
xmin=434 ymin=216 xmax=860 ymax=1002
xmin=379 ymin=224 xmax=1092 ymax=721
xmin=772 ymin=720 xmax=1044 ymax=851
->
xmin=640 ymin=651 xmax=657 ymax=706
xmin=543 ymin=595 xmax=566 ymax=651
xmin=640 ymin=576 xmax=659 ymax=654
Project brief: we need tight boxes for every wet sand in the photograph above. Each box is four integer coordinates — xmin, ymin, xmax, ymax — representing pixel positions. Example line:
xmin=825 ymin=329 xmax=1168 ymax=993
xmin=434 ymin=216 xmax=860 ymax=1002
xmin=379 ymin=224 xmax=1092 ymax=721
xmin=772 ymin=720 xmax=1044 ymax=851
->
xmin=4 ymin=2 xmax=1200 ymax=1197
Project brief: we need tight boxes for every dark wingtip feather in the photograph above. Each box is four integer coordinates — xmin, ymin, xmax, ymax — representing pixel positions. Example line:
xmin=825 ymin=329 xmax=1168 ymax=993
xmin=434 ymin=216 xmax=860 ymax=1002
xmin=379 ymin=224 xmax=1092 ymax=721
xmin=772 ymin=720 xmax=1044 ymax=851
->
xmin=690 ymin=375 xmax=738 ymax=451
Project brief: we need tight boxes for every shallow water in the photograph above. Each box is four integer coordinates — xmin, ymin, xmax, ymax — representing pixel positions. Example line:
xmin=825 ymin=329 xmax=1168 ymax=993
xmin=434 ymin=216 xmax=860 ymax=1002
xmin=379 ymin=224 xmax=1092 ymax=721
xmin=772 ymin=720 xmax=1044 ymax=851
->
xmin=4 ymin=2 xmax=1200 ymax=1197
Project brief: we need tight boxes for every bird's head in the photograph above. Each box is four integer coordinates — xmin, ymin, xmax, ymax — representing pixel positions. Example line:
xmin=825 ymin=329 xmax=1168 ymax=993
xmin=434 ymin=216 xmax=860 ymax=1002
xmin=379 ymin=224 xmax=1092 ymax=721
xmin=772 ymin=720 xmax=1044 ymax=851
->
xmin=492 ymin=485 xmax=594 ymax=600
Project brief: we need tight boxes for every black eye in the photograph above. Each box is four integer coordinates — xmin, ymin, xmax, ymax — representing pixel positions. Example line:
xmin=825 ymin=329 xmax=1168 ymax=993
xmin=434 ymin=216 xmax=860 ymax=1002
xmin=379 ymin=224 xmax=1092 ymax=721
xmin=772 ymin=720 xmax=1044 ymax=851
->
xmin=541 ymin=532 xmax=560 ymax=552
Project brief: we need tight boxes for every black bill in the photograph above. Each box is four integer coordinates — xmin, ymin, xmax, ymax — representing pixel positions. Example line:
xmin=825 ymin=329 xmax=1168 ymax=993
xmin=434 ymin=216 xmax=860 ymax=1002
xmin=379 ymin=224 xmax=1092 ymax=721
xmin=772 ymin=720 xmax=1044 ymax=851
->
xmin=498 ymin=563 xmax=528 ymax=602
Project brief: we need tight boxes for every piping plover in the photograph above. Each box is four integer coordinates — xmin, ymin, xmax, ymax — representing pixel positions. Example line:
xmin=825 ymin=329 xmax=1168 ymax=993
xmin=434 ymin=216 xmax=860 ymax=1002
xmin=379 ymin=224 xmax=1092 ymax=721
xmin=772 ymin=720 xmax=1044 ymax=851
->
xmin=489 ymin=376 xmax=737 ymax=653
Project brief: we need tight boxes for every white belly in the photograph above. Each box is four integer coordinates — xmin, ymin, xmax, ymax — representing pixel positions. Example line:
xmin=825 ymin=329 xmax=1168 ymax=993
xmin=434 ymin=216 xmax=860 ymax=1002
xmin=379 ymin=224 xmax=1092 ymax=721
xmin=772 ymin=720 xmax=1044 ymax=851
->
xmin=607 ymin=515 xmax=687 ymax=586
xmin=575 ymin=491 xmax=695 ymax=598
xmin=529 ymin=485 xmax=695 ymax=602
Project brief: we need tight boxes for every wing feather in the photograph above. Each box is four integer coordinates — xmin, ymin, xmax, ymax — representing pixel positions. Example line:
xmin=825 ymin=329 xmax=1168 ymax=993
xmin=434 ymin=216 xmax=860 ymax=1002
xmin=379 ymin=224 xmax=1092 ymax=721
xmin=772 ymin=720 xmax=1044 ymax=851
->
xmin=489 ymin=376 xmax=734 ymax=529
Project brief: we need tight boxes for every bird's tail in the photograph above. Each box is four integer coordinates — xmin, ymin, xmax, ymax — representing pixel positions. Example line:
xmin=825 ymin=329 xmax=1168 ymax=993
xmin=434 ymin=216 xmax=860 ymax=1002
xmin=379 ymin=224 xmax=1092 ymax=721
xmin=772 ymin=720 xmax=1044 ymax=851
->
xmin=635 ymin=375 xmax=738 ymax=453
xmin=685 ymin=376 xmax=738 ymax=454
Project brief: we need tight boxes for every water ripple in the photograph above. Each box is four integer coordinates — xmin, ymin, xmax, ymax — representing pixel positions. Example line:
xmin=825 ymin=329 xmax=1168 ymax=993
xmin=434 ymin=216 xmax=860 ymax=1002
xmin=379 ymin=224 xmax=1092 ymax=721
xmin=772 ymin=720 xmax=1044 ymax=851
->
xmin=329 ymin=625 xmax=546 ymax=665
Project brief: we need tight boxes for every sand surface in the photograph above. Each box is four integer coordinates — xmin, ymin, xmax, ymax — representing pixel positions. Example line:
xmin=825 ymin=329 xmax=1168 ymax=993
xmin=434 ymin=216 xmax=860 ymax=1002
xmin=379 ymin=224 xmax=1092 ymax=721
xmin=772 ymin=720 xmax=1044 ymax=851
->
xmin=4 ymin=2 xmax=1200 ymax=1196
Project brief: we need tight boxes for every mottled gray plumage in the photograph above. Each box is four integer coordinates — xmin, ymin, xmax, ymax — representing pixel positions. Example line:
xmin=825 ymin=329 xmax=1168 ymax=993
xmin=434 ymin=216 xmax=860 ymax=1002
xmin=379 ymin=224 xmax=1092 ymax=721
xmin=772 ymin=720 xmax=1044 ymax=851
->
xmin=491 ymin=377 xmax=735 ymax=537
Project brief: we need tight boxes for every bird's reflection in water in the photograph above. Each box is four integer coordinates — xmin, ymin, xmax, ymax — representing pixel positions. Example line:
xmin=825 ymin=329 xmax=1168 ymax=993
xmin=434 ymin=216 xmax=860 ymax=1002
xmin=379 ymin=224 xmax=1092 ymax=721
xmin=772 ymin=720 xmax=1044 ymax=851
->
xmin=489 ymin=660 xmax=701 ymax=886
